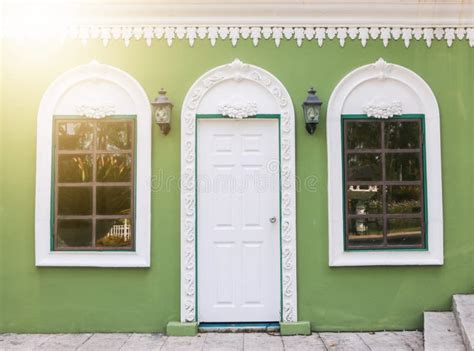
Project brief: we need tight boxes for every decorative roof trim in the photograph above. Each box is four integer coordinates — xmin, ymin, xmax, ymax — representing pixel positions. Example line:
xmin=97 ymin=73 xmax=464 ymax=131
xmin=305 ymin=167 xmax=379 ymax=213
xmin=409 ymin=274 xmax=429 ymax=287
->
xmin=2 ymin=2 xmax=473 ymax=47
xmin=2 ymin=25 xmax=472 ymax=48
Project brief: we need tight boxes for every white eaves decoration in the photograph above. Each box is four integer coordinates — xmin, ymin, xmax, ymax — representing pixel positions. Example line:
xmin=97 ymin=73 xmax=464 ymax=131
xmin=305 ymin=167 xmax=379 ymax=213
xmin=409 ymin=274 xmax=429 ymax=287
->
xmin=2 ymin=26 xmax=473 ymax=48
xmin=76 ymin=103 xmax=116 ymax=118
xmin=218 ymin=100 xmax=258 ymax=118
xmin=363 ymin=99 xmax=403 ymax=119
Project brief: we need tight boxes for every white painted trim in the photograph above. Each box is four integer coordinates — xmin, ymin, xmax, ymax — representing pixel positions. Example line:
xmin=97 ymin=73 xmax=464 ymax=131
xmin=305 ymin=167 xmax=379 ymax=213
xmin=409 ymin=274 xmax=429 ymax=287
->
xmin=327 ymin=58 xmax=444 ymax=267
xmin=35 ymin=61 xmax=151 ymax=267
xmin=2 ymin=2 xmax=473 ymax=26
xmin=1 ymin=2 xmax=473 ymax=47
xmin=180 ymin=59 xmax=297 ymax=323
xmin=3 ymin=25 xmax=472 ymax=48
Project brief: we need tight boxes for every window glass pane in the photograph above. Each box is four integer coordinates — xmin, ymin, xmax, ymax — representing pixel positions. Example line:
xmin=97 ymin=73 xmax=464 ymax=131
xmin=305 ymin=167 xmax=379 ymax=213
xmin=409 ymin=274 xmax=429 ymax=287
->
xmin=385 ymin=121 xmax=420 ymax=149
xmin=387 ymin=185 xmax=422 ymax=214
xmin=57 ymin=122 xmax=94 ymax=150
xmin=57 ymin=219 xmax=92 ymax=248
xmin=347 ymin=185 xmax=382 ymax=214
xmin=386 ymin=153 xmax=421 ymax=181
xmin=58 ymin=155 xmax=92 ymax=183
xmin=346 ymin=121 xmax=381 ymax=149
xmin=96 ymin=218 xmax=133 ymax=248
xmin=347 ymin=218 xmax=384 ymax=247
xmin=58 ymin=187 xmax=92 ymax=215
xmin=387 ymin=218 xmax=422 ymax=246
xmin=96 ymin=186 xmax=131 ymax=215
xmin=97 ymin=121 xmax=133 ymax=151
xmin=347 ymin=154 xmax=382 ymax=181
xmin=96 ymin=154 xmax=132 ymax=182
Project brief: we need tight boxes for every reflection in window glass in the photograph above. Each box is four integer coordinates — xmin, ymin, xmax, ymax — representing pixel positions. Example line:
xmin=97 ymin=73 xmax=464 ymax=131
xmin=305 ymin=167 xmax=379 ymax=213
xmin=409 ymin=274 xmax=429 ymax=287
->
xmin=96 ymin=186 xmax=131 ymax=215
xmin=344 ymin=118 xmax=425 ymax=250
xmin=96 ymin=154 xmax=132 ymax=182
xmin=96 ymin=218 xmax=133 ymax=248
xmin=347 ymin=154 xmax=382 ymax=181
xmin=387 ymin=218 xmax=422 ymax=246
xmin=58 ymin=187 xmax=93 ymax=215
xmin=58 ymin=155 xmax=93 ymax=183
xmin=347 ymin=185 xmax=382 ymax=214
xmin=385 ymin=121 xmax=420 ymax=149
xmin=347 ymin=218 xmax=384 ymax=247
xmin=57 ymin=122 xmax=94 ymax=150
xmin=97 ymin=122 xmax=133 ymax=151
xmin=386 ymin=153 xmax=421 ymax=181
xmin=54 ymin=118 xmax=134 ymax=251
xmin=387 ymin=186 xmax=422 ymax=214
xmin=346 ymin=121 xmax=381 ymax=149
xmin=57 ymin=219 xmax=93 ymax=248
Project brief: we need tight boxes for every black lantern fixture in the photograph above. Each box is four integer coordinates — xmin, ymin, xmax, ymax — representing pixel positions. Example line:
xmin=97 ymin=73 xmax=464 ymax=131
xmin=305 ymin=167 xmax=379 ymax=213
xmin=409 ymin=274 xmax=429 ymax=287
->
xmin=151 ymin=89 xmax=173 ymax=135
xmin=302 ymin=87 xmax=323 ymax=134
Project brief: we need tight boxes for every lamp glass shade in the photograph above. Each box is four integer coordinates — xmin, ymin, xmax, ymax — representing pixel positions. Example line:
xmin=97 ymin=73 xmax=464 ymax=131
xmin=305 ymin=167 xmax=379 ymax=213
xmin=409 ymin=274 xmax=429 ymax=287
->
xmin=155 ymin=105 xmax=172 ymax=124
xmin=303 ymin=104 xmax=320 ymax=123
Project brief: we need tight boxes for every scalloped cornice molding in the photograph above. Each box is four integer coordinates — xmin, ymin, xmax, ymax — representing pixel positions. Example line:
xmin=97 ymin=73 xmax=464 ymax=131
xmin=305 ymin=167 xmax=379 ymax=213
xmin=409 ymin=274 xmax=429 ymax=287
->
xmin=3 ymin=25 xmax=472 ymax=48
xmin=1 ymin=2 xmax=473 ymax=48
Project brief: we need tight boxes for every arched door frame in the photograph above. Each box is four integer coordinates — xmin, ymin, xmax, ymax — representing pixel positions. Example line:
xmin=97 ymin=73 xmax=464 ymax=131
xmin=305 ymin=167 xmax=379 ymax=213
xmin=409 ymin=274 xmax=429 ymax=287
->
xmin=180 ymin=59 xmax=297 ymax=323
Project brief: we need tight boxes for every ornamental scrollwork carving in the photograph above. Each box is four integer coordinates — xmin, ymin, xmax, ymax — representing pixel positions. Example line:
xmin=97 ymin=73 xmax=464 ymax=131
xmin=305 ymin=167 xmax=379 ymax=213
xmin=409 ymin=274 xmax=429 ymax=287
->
xmin=75 ymin=103 xmax=115 ymax=118
xmin=180 ymin=58 xmax=297 ymax=323
xmin=364 ymin=99 xmax=403 ymax=119
xmin=218 ymin=100 xmax=258 ymax=119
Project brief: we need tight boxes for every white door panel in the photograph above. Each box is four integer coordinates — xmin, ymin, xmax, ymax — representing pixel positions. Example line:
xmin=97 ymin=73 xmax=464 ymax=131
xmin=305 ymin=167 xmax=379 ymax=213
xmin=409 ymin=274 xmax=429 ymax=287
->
xmin=197 ymin=119 xmax=280 ymax=322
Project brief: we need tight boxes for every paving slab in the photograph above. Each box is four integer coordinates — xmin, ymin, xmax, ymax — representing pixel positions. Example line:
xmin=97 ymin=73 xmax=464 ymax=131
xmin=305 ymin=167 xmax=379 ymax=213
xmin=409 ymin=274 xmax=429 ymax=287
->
xmin=453 ymin=294 xmax=474 ymax=351
xmin=281 ymin=334 xmax=327 ymax=351
xmin=161 ymin=334 xmax=207 ymax=351
xmin=320 ymin=332 xmax=370 ymax=351
xmin=243 ymin=333 xmax=284 ymax=351
xmin=394 ymin=331 xmax=424 ymax=351
xmin=0 ymin=333 xmax=52 ymax=350
xmin=76 ymin=333 xmax=131 ymax=351
xmin=35 ymin=333 xmax=93 ymax=350
xmin=120 ymin=333 xmax=166 ymax=350
xmin=357 ymin=332 xmax=412 ymax=351
xmin=424 ymin=311 xmax=465 ymax=351
xmin=202 ymin=332 xmax=243 ymax=351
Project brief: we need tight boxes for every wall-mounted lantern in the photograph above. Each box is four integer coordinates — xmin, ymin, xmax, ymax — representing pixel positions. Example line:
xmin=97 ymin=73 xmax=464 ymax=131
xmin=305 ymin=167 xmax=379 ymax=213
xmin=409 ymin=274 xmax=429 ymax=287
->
xmin=302 ymin=87 xmax=323 ymax=134
xmin=151 ymin=89 xmax=173 ymax=135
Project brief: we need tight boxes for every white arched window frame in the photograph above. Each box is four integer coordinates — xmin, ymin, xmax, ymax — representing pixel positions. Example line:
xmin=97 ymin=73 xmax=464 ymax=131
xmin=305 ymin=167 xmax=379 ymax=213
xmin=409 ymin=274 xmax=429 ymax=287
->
xmin=35 ymin=61 xmax=151 ymax=267
xmin=327 ymin=58 xmax=443 ymax=267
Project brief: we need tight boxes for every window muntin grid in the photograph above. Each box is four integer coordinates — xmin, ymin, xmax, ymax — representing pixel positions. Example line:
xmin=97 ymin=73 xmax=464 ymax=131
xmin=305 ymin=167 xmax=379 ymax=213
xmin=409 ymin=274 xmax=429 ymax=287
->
xmin=53 ymin=118 xmax=135 ymax=251
xmin=343 ymin=118 xmax=426 ymax=250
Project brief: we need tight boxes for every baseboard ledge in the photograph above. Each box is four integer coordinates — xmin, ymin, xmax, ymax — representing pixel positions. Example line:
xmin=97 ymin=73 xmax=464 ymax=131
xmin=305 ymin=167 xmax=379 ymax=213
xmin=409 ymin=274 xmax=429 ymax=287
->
xmin=166 ymin=321 xmax=199 ymax=336
xmin=279 ymin=321 xmax=311 ymax=336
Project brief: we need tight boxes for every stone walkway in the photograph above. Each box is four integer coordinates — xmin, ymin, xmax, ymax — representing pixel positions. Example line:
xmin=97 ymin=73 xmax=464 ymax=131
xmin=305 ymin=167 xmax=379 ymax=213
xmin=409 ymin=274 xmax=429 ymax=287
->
xmin=0 ymin=331 xmax=423 ymax=350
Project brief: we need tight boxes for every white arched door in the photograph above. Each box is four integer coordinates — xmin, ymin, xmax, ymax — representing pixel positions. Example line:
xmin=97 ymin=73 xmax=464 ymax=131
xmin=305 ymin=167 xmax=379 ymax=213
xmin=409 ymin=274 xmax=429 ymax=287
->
xmin=180 ymin=59 xmax=298 ymax=323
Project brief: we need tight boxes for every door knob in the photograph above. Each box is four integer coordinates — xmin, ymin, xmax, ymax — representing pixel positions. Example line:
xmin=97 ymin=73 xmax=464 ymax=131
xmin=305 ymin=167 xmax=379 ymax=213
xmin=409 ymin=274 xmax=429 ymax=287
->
xmin=269 ymin=217 xmax=277 ymax=223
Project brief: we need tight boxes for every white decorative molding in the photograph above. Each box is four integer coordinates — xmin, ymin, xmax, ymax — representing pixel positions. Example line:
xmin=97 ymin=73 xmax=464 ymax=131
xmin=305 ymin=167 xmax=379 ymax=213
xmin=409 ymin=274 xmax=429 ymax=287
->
xmin=218 ymin=99 xmax=258 ymax=118
xmin=327 ymin=57 xmax=444 ymax=267
xmin=2 ymin=0 xmax=474 ymax=49
xmin=75 ymin=103 xmax=116 ymax=118
xmin=363 ymin=99 xmax=403 ymax=119
xmin=180 ymin=58 xmax=297 ymax=323
xmin=372 ymin=58 xmax=393 ymax=80
xmin=35 ymin=61 xmax=152 ymax=267
xmin=1 ymin=25 xmax=469 ymax=48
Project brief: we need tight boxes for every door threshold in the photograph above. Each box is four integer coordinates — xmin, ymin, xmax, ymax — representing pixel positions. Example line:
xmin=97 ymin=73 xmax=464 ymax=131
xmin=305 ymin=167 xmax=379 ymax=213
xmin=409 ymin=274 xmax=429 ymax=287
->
xmin=199 ymin=322 xmax=280 ymax=333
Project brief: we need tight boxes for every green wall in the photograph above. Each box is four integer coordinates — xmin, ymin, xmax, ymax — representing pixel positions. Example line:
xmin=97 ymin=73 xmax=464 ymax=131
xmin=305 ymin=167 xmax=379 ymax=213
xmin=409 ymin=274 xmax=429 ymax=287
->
xmin=0 ymin=37 xmax=473 ymax=333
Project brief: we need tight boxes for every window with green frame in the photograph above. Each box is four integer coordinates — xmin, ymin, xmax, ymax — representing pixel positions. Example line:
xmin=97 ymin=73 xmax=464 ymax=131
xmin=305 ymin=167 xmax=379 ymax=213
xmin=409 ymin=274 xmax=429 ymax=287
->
xmin=53 ymin=117 xmax=135 ymax=251
xmin=342 ymin=115 xmax=427 ymax=250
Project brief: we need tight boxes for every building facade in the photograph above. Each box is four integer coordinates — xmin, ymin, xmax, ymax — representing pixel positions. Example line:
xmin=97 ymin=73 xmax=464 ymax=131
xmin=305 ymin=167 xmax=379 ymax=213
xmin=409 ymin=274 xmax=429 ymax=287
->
xmin=0 ymin=0 xmax=473 ymax=334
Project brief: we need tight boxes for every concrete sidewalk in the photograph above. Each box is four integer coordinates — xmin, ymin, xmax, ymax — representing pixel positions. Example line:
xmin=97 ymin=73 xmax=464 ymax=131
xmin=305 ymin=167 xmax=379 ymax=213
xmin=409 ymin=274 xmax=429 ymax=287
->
xmin=0 ymin=331 xmax=423 ymax=350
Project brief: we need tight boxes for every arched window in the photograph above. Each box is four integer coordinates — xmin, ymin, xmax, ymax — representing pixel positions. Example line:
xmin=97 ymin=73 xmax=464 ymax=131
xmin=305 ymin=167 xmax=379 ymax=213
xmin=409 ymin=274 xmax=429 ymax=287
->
xmin=35 ymin=61 xmax=151 ymax=267
xmin=327 ymin=58 xmax=443 ymax=266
